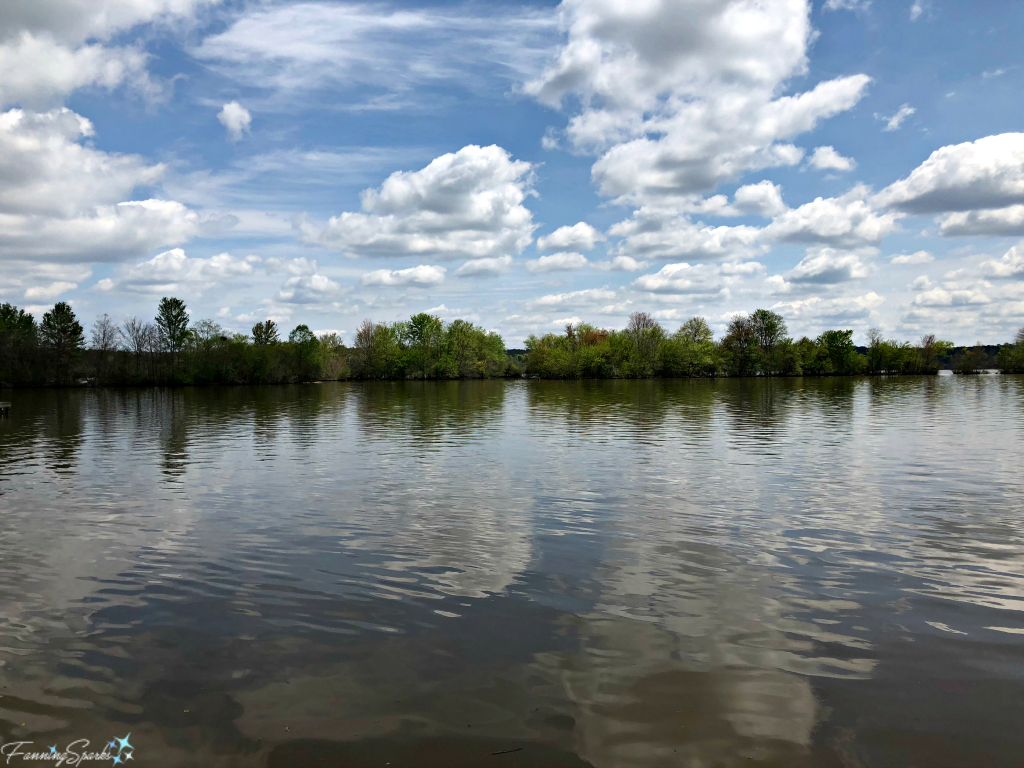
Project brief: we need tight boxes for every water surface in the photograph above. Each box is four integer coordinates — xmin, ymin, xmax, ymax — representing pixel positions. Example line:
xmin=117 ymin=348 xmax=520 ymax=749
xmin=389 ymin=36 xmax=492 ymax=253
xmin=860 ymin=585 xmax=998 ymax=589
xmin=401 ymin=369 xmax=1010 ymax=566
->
xmin=1 ymin=377 xmax=1023 ymax=767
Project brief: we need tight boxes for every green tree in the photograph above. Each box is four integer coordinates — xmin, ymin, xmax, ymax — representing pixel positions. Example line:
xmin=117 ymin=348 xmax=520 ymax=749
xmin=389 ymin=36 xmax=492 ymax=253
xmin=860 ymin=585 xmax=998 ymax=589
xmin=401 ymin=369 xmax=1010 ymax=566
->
xmin=40 ymin=301 xmax=85 ymax=384
xmin=252 ymin=319 xmax=280 ymax=346
xmin=816 ymin=329 xmax=862 ymax=375
xmin=402 ymin=313 xmax=445 ymax=379
xmin=289 ymin=324 xmax=323 ymax=380
xmin=749 ymin=308 xmax=791 ymax=375
xmin=156 ymin=297 xmax=190 ymax=376
xmin=997 ymin=325 xmax=1024 ymax=373
xmin=624 ymin=311 xmax=664 ymax=377
xmin=721 ymin=314 xmax=760 ymax=376
xmin=0 ymin=303 xmax=37 ymax=384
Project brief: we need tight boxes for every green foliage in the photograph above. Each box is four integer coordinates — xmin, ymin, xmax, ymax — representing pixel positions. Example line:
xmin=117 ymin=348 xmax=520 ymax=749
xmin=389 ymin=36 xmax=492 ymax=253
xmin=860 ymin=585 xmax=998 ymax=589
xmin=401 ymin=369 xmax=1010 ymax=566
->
xmin=252 ymin=320 xmax=280 ymax=346
xmin=39 ymin=302 xmax=85 ymax=383
xmin=997 ymin=325 xmax=1024 ymax=373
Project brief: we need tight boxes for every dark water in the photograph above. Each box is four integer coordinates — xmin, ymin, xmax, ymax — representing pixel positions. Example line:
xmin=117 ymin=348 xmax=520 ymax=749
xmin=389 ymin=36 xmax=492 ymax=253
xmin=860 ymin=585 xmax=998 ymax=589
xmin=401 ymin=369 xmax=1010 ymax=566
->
xmin=1 ymin=377 xmax=1023 ymax=767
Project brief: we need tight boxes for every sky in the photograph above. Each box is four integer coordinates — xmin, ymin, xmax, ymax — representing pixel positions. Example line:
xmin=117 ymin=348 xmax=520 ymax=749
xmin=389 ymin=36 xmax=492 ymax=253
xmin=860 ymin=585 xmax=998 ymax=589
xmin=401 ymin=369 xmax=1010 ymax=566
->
xmin=1 ymin=0 xmax=1021 ymax=346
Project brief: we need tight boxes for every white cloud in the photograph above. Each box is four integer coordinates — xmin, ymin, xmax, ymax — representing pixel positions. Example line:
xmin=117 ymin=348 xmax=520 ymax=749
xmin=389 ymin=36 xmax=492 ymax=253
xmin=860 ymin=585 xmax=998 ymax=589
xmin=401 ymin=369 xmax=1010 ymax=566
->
xmin=0 ymin=33 xmax=148 ymax=109
xmin=909 ymin=0 xmax=927 ymax=21
xmin=308 ymin=145 xmax=537 ymax=260
xmin=194 ymin=3 xmax=556 ymax=107
xmin=771 ymin=292 xmax=884 ymax=325
xmin=732 ymin=181 xmax=787 ymax=217
xmin=525 ymin=0 xmax=871 ymax=203
xmin=0 ymin=199 xmax=201 ymax=262
xmin=0 ymin=108 xmax=163 ymax=216
xmin=24 ymin=280 xmax=78 ymax=300
xmin=0 ymin=0 xmax=222 ymax=108
xmin=764 ymin=186 xmax=901 ymax=247
xmin=979 ymin=242 xmax=1024 ymax=279
xmin=361 ymin=264 xmax=446 ymax=287
xmin=609 ymin=209 xmax=763 ymax=261
xmin=217 ymin=101 xmax=251 ymax=142
xmin=454 ymin=255 xmax=513 ymax=278
xmin=0 ymin=108 xmax=202 ymax=262
xmin=528 ymin=287 xmax=617 ymax=309
xmin=874 ymin=134 xmax=1024 ymax=214
xmin=632 ymin=261 xmax=761 ymax=295
xmin=111 ymin=248 xmax=260 ymax=293
xmin=536 ymin=221 xmax=604 ymax=251
xmin=938 ymin=205 xmax=1024 ymax=237
xmin=526 ymin=252 xmax=589 ymax=272
xmin=786 ymin=246 xmax=871 ymax=284
xmin=592 ymin=255 xmax=648 ymax=272
xmin=276 ymin=272 xmax=343 ymax=304
xmin=807 ymin=146 xmax=856 ymax=172
xmin=982 ymin=68 xmax=1005 ymax=79
xmin=875 ymin=104 xmax=915 ymax=132
xmin=890 ymin=250 xmax=934 ymax=265
xmin=913 ymin=287 xmax=990 ymax=307
xmin=824 ymin=0 xmax=871 ymax=11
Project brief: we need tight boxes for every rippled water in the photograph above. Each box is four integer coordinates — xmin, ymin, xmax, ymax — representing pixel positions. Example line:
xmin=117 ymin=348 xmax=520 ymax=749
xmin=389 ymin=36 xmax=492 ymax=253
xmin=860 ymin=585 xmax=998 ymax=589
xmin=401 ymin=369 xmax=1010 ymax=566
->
xmin=1 ymin=377 xmax=1023 ymax=767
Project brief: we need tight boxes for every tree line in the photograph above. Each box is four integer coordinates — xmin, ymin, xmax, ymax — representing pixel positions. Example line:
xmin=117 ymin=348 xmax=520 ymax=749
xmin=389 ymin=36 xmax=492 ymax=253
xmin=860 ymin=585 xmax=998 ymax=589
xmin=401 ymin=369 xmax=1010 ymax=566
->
xmin=0 ymin=298 xmax=513 ymax=386
xmin=523 ymin=310 xmax=1024 ymax=379
xmin=2 ymin=299 xmax=1022 ymax=387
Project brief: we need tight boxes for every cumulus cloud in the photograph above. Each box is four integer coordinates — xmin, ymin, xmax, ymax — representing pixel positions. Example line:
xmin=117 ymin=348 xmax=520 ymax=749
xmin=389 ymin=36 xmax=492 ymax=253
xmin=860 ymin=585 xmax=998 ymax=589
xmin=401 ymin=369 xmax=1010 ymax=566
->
xmin=109 ymin=248 xmax=260 ymax=293
xmin=874 ymin=134 xmax=1024 ymax=213
xmin=362 ymin=264 xmax=446 ymax=287
xmin=527 ymin=287 xmax=617 ymax=309
xmin=592 ymin=255 xmax=648 ymax=272
xmin=875 ymin=104 xmax=915 ymax=132
xmin=454 ymin=255 xmax=513 ymax=277
xmin=609 ymin=209 xmax=763 ymax=261
xmin=525 ymin=0 xmax=871 ymax=203
xmin=764 ymin=186 xmax=902 ymax=247
xmin=732 ymin=181 xmax=787 ymax=217
xmin=786 ymin=246 xmax=871 ymax=284
xmin=537 ymin=221 xmax=604 ymax=251
xmin=0 ymin=107 xmax=203 ymax=262
xmin=307 ymin=145 xmax=537 ymax=259
xmin=276 ymin=272 xmax=343 ymax=304
xmin=0 ymin=0 xmax=221 ymax=107
xmin=890 ymin=250 xmax=934 ymax=265
xmin=912 ymin=286 xmax=990 ymax=307
xmin=217 ymin=101 xmax=251 ymax=141
xmin=807 ymin=146 xmax=856 ymax=172
xmin=979 ymin=242 xmax=1024 ymax=279
xmin=526 ymin=252 xmax=589 ymax=272
xmin=632 ymin=261 xmax=761 ymax=295
xmin=0 ymin=33 xmax=149 ymax=109
xmin=909 ymin=0 xmax=926 ymax=20
xmin=771 ymin=292 xmax=884 ymax=325
xmin=938 ymin=205 xmax=1024 ymax=237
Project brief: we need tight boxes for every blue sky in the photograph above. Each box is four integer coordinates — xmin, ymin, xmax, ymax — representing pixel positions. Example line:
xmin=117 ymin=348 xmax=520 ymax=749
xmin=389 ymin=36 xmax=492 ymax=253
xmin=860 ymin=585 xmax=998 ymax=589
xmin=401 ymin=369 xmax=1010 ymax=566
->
xmin=1 ymin=0 xmax=1021 ymax=345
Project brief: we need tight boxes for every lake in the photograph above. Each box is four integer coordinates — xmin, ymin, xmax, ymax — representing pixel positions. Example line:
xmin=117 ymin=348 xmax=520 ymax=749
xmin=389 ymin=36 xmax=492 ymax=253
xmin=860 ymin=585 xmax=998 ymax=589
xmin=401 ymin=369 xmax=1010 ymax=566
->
xmin=1 ymin=376 xmax=1023 ymax=767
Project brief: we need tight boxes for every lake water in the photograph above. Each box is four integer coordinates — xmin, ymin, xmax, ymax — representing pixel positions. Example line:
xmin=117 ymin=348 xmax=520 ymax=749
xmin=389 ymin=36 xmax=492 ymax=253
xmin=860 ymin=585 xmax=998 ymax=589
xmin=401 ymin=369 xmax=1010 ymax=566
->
xmin=1 ymin=376 xmax=1023 ymax=767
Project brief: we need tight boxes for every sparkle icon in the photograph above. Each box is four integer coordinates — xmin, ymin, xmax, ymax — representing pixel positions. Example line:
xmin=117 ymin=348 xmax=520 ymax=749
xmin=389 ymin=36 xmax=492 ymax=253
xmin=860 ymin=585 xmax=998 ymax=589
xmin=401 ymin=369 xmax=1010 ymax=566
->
xmin=112 ymin=756 xmax=122 ymax=766
xmin=49 ymin=746 xmax=57 ymax=755
xmin=123 ymin=751 xmax=134 ymax=761
xmin=115 ymin=735 xmax=133 ymax=753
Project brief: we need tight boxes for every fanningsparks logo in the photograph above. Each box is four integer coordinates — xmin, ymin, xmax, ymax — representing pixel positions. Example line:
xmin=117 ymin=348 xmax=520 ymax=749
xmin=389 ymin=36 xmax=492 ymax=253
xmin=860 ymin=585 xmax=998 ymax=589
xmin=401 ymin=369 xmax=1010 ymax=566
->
xmin=1 ymin=734 xmax=135 ymax=766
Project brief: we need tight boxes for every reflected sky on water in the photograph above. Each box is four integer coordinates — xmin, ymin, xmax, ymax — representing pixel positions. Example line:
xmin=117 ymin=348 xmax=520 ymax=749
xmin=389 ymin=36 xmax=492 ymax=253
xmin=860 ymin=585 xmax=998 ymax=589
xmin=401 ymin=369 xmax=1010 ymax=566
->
xmin=1 ymin=377 xmax=1023 ymax=767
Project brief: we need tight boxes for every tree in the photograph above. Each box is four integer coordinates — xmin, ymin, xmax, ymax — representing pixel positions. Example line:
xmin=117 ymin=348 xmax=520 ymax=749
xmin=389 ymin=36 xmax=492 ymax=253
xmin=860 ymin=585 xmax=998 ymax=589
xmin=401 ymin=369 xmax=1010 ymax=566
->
xmin=749 ymin=309 xmax=790 ymax=376
xmin=816 ymin=329 xmax=862 ymax=375
xmin=625 ymin=311 xmax=663 ymax=377
xmin=90 ymin=313 xmax=120 ymax=381
xmin=252 ymin=319 xmax=280 ymax=346
xmin=402 ymin=313 xmax=445 ymax=379
xmin=289 ymin=324 xmax=322 ymax=380
xmin=721 ymin=314 xmax=760 ymax=376
xmin=0 ymin=303 xmax=37 ymax=384
xmin=40 ymin=302 xmax=84 ymax=383
xmin=156 ymin=297 xmax=190 ymax=375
